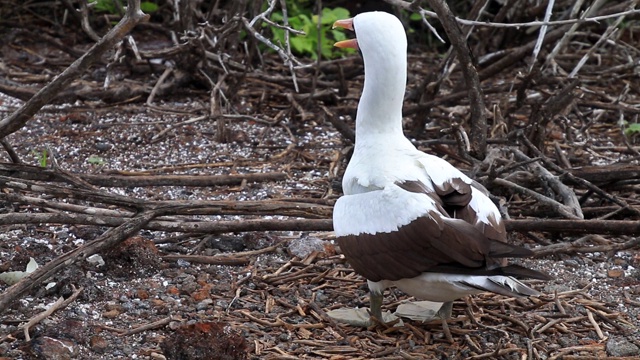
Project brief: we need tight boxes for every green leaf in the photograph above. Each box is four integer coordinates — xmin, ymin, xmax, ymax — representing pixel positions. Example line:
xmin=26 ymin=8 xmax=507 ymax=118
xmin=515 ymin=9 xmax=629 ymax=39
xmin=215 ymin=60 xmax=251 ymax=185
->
xmin=88 ymin=155 xmax=105 ymax=165
xmin=291 ymin=36 xmax=315 ymax=55
xmin=140 ymin=2 xmax=158 ymax=13
xmin=265 ymin=4 xmax=352 ymax=59
xmin=624 ymin=123 xmax=640 ymax=136
xmin=271 ymin=12 xmax=283 ymax=22
xmin=38 ymin=149 xmax=47 ymax=168
xmin=91 ymin=0 xmax=118 ymax=14
xmin=410 ymin=12 xmax=422 ymax=21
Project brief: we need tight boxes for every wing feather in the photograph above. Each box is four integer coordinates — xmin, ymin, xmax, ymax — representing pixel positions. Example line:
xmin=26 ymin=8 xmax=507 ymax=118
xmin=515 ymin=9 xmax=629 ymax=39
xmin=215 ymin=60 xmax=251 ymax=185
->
xmin=334 ymin=183 xmax=538 ymax=282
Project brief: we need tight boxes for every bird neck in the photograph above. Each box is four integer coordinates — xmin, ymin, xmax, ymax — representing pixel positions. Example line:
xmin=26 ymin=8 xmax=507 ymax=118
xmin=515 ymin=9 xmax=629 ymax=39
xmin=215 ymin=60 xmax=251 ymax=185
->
xmin=355 ymin=51 xmax=407 ymax=139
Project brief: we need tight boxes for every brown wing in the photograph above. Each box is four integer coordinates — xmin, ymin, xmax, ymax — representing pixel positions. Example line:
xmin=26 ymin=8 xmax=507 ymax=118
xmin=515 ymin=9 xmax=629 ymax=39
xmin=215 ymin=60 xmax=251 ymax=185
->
xmin=336 ymin=209 xmax=531 ymax=282
xmin=399 ymin=178 xmax=506 ymax=242
xmin=337 ymin=180 xmax=544 ymax=282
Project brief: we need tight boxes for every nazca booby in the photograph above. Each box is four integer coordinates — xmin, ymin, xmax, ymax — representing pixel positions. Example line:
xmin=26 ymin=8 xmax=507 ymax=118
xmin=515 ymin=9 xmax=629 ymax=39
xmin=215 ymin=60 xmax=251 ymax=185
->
xmin=331 ymin=11 xmax=551 ymax=327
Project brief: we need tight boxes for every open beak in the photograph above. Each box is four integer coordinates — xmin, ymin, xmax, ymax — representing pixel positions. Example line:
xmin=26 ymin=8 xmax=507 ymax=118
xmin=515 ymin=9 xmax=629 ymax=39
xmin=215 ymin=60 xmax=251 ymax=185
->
xmin=332 ymin=18 xmax=358 ymax=49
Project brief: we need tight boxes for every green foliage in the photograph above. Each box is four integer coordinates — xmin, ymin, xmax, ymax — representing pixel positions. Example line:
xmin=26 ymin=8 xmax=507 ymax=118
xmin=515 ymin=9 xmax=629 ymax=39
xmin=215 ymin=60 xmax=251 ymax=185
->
xmin=32 ymin=149 xmax=47 ymax=168
xmin=140 ymin=1 xmax=158 ymax=13
xmin=409 ymin=12 xmax=422 ymax=21
xmin=624 ymin=122 xmax=640 ymax=136
xmin=91 ymin=0 xmax=118 ymax=14
xmin=268 ymin=4 xmax=354 ymax=59
xmin=90 ymin=0 xmax=157 ymax=14
xmin=87 ymin=155 xmax=105 ymax=166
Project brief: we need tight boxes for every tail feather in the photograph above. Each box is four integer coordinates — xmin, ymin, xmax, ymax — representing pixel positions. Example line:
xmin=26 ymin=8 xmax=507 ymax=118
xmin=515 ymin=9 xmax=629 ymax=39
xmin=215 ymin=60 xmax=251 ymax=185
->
xmin=498 ymin=264 xmax=553 ymax=281
xmin=487 ymin=240 xmax=534 ymax=258
xmin=460 ymin=276 xmax=541 ymax=298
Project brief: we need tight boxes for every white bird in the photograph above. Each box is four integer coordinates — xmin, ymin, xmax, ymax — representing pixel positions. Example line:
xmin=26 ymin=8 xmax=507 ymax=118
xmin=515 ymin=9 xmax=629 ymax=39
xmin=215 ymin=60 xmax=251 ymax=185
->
xmin=331 ymin=11 xmax=551 ymax=329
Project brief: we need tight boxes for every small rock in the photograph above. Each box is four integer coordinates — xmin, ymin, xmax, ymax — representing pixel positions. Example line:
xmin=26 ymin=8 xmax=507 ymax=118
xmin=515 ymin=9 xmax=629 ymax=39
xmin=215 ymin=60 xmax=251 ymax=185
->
xmin=191 ymin=284 xmax=213 ymax=301
xmin=27 ymin=336 xmax=77 ymax=360
xmin=182 ymin=281 xmax=198 ymax=294
xmin=95 ymin=142 xmax=113 ymax=151
xmin=287 ymin=236 xmax=325 ymax=259
xmin=102 ymin=309 xmax=121 ymax=319
xmin=176 ymin=259 xmax=191 ymax=268
xmin=208 ymin=235 xmax=246 ymax=252
xmin=150 ymin=352 xmax=167 ymax=360
xmin=613 ymin=258 xmax=627 ymax=266
xmin=563 ymin=259 xmax=580 ymax=268
xmin=89 ymin=335 xmax=108 ymax=354
xmin=606 ymin=337 xmax=640 ymax=357
xmin=137 ymin=289 xmax=150 ymax=299
xmin=196 ymin=298 xmax=213 ymax=311
xmin=608 ymin=269 xmax=624 ymax=278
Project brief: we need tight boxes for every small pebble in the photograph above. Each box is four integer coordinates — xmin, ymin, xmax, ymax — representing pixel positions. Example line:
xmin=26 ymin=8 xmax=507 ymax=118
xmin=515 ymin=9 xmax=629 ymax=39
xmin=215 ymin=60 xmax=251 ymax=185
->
xmin=606 ymin=337 xmax=640 ymax=357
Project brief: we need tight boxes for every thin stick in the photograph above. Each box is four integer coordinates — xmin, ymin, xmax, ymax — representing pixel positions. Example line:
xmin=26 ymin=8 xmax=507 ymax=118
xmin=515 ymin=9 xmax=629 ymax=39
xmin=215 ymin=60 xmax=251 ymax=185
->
xmin=118 ymin=316 xmax=172 ymax=336
xmin=586 ymin=309 xmax=605 ymax=340
xmin=529 ymin=0 xmax=555 ymax=72
xmin=22 ymin=285 xmax=84 ymax=341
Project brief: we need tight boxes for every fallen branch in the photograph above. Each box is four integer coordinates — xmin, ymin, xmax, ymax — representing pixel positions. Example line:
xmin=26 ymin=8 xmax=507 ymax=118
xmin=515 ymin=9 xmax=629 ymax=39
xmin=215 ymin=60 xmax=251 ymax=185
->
xmin=492 ymin=177 xmax=582 ymax=220
xmin=531 ymin=234 xmax=640 ymax=258
xmin=0 ymin=163 xmax=287 ymax=187
xmin=518 ymin=132 xmax=640 ymax=217
xmin=1 ymin=192 xmax=332 ymax=219
xmin=505 ymin=219 xmax=640 ymax=236
xmin=533 ymin=236 xmax=640 ymax=258
xmin=510 ymin=148 xmax=583 ymax=219
xmin=0 ymin=212 xmax=333 ymax=234
xmin=162 ymin=254 xmax=250 ymax=266
xmin=118 ymin=316 xmax=172 ymax=336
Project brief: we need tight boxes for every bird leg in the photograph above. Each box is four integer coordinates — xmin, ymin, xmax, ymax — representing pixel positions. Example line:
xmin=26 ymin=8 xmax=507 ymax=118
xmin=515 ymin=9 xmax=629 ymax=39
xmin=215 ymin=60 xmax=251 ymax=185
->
xmin=325 ymin=291 xmax=400 ymax=327
xmin=368 ymin=291 xmax=385 ymax=326
xmin=437 ymin=301 xmax=454 ymax=343
xmin=367 ymin=291 xmax=400 ymax=328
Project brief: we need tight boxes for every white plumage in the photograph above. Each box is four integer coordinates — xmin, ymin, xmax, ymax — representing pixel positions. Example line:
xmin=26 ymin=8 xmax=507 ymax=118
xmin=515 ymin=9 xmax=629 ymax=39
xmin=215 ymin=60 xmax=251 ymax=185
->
xmin=331 ymin=11 xmax=550 ymax=327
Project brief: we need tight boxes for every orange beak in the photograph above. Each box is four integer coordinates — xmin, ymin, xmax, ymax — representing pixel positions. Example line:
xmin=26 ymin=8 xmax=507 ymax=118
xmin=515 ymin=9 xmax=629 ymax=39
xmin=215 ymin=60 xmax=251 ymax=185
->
xmin=332 ymin=18 xmax=358 ymax=49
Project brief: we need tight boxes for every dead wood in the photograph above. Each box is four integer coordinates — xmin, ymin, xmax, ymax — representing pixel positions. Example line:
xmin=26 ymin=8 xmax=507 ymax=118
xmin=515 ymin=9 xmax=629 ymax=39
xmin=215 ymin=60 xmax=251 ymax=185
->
xmin=569 ymin=164 xmax=640 ymax=186
xmin=1 ymin=2 xmax=639 ymax=358
xmin=506 ymin=219 xmax=640 ymax=236
xmin=518 ymin=133 xmax=640 ymax=217
xmin=493 ymin=177 xmax=582 ymax=220
xmin=161 ymin=255 xmax=250 ymax=266
xmin=533 ymin=236 xmax=640 ymax=257
xmin=1 ymin=192 xmax=333 ymax=219
xmin=478 ymin=26 xmax=569 ymax=81
xmin=510 ymin=148 xmax=583 ymax=219
xmin=0 ymin=212 xmax=333 ymax=234
xmin=526 ymin=79 xmax=580 ymax=151
xmin=0 ymin=163 xmax=286 ymax=187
